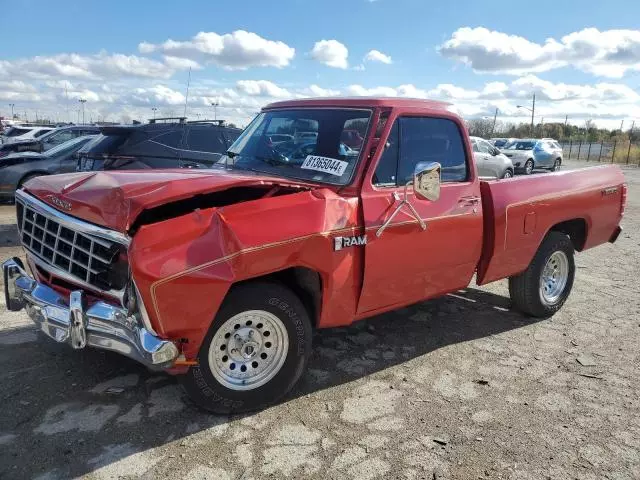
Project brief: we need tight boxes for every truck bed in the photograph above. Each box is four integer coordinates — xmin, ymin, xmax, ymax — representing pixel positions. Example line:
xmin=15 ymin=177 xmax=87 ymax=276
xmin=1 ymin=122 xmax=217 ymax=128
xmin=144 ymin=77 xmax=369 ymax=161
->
xmin=477 ymin=165 xmax=625 ymax=285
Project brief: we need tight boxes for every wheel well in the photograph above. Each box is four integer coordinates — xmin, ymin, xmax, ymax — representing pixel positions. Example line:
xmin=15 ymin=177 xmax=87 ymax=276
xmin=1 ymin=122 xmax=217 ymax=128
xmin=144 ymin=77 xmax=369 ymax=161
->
xmin=234 ymin=267 xmax=322 ymax=327
xmin=18 ymin=171 xmax=48 ymax=188
xmin=550 ymin=218 xmax=587 ymax=251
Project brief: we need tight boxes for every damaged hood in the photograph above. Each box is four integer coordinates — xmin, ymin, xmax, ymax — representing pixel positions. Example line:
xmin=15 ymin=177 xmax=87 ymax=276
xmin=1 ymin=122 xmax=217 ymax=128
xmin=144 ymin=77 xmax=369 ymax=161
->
xmin=23 ymin=168 xmax=313 ymax=233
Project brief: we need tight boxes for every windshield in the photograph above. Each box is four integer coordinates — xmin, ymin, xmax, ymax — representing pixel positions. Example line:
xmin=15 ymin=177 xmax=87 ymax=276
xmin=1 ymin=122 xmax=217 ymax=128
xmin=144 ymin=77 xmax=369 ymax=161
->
xmin=4 ymin=127 xmax=32 ymax=137
xmin=45 ymin=135 xmax=96 ymax=157
xmin=220 ymin=108 xmax=372 ymax=185
xmin=504 ymin=140 xmax=536 ymax=150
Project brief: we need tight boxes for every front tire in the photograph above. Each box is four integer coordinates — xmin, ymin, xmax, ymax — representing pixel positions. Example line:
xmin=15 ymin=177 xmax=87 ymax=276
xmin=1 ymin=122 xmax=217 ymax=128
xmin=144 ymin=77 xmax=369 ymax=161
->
xmin=502 ymin=169 xmax=513 ymax=179
xmin=550 ymin=158 xmax=561 ymax=171
xmin=180 ymin=282 xmax=313 ymax=414
xmin=509 ymin=232 xmax=575 ymax=318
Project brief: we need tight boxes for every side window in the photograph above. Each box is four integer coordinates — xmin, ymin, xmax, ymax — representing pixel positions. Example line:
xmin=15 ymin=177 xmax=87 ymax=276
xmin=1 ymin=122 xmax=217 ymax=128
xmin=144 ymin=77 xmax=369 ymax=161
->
xmin=187 ymin=128 xmax=226 ymax=153
xmin=373 ymin=120 xmax=399 ymax=186
xmin=471 ymin=140 xmax=480 ymax=153
xmin=477 ymin=140 xmax=490 ymax=154
xmin=398 ymin=117 xmax=467 ymax=183
xmin=152 ymin=130 xmax=184 ymax=149
xmin=46 ymin=131 xmax=75 ymax=146
xmin=33 ymin=130 xmax=51 ymax=138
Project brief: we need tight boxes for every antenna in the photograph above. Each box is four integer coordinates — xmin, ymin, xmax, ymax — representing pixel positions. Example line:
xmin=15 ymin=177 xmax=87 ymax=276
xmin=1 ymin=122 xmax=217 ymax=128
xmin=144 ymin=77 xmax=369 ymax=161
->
xmin=179 ymin=67 xmax=192 ymax=166
xmin=183 ymin=67 xmax=191 ymax=119
xmin=65 ymin=81 xmax=70 ymax=123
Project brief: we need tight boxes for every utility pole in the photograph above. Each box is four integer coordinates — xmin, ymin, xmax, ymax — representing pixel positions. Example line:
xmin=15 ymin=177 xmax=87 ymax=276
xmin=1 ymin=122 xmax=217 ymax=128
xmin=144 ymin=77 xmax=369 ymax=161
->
xmin=620 ymin=119 xmax=624 ymax=132
xmin=211 ymin=100 xmax=219 ymax=121
xmin=630 ymin=120 xmax=636 ymax=142
xmin=491 ymin=108 xmax=498 ymax=136
xmin=8 ymin=103 xmax=14 ymax=119
xmin=531 ymin=93 xmax=535 ymax=137
xmin=79 ymin=99 xmax=87 ymax=124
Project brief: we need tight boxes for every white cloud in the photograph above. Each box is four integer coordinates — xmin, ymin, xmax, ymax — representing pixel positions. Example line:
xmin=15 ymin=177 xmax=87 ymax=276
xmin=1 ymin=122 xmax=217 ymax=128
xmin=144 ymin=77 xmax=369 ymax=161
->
xmin=162 ymin=56 xmax=201 ymax=70
xmin=364 ymin=49 xmax=392 ymax=64
xmin=438 ymin=27 xmax=640 ymax=78
xmin=0 ymin=52 xmax=177 ymax=81
xmin=304 ymin=84 xmax=341 ymax=97
xmin=236 ymin=80 xmax=291 ymax=97
xmin=139 ymin=30 xmax=295 ymax=70
xmin=310 ymin=40 xmax=349 ymax=69
xmin=3 ymin=73 xmax=639 ymax=130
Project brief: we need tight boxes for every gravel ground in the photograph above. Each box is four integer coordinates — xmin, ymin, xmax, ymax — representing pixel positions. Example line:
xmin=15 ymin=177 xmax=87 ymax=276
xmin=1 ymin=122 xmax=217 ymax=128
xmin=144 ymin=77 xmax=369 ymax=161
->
xmin=0 ymin=161 xmax=638 ymax=480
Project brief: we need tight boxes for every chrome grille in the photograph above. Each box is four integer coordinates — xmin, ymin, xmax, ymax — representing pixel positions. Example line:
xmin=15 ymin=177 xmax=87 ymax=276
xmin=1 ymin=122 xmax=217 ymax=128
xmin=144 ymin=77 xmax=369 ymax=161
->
xmin=16 ymin=193 xmax=129 ymax=295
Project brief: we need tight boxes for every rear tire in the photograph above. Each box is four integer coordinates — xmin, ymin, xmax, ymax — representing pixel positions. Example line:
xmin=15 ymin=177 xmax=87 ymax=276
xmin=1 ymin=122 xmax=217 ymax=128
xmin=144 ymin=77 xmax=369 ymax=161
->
xmin=509 ymin=232 xmax=575 ymax=318
xmin=524 ymin=159 xmax=534 ymax=175
xmin=179 ymin=282 xmax=313 ymax=414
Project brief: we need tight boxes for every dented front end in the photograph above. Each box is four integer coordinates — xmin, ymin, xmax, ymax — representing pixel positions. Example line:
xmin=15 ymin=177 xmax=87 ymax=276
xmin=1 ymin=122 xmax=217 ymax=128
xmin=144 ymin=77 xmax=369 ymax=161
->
xmin=130 ymin=185 xmax=362 ymax=364
xmin=8 ymin=171 xmax=362 ymax=371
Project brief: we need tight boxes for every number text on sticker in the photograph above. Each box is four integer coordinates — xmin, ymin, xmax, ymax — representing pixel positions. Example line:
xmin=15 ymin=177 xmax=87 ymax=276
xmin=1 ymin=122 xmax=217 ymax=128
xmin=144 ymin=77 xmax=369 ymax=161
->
xmin=301 ymin=156 xmax=348 ymax=176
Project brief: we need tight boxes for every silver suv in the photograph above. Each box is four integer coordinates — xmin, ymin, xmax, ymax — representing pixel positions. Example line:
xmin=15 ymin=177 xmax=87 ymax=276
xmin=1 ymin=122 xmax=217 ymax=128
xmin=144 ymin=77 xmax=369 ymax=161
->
xmin=501 ymin=138 xmax=563 ymax=174
xmin=470 ymin=136 xmax=514 ymax=178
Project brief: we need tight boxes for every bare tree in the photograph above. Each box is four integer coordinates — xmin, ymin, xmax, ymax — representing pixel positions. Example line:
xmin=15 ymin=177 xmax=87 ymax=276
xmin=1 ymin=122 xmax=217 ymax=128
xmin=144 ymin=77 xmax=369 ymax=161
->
xmin=467 ymin=118 xmax=494 ymax=138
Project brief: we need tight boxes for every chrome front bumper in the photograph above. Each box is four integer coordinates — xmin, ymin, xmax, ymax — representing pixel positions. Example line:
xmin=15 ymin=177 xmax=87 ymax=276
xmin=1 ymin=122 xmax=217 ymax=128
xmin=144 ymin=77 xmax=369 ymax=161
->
xmin=2 ymin=257 xmax=179 ymax=369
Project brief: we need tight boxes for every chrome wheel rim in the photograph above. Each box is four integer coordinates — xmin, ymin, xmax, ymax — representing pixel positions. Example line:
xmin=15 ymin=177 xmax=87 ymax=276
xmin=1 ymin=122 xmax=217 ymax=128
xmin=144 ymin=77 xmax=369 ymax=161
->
xmin=525 ymin=161 xmax=533 ymax=174
xmin=554 ymin=160 xmax=561 ymax=171
xmin=539 ymin=251 xmax=569 ymax=304
xmin=208 ymin=310 xmax=289 ymax=391
xmin=503 ymin=170 xmax=512 ymax=178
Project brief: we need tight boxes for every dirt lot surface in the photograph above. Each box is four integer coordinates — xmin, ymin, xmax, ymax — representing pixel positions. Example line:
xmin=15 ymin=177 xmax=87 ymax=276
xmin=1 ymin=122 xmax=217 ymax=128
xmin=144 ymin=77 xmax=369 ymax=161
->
xmin=0 ymin=161 xmax=638 ymax=480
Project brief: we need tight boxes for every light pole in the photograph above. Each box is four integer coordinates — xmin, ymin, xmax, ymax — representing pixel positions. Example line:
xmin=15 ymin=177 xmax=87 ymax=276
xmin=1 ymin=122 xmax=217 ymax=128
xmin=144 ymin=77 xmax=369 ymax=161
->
xmin=8 ymin=104 xmax=15 ymax=119
xmin=151 ymin=107 xmax=157 ymax=120
xmin=517 ymin=93 xmax=535 ymax=137
xmin=211 ymin=101 xmax=219 ymax=121
xmin=79 ymin=99 xmax=87 ymax=124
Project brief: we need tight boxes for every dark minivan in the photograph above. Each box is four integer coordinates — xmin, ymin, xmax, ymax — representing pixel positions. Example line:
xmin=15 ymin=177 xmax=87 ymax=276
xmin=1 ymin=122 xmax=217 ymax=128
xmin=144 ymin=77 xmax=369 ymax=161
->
xmin=77 ymin=118 xmax=242 ymax=171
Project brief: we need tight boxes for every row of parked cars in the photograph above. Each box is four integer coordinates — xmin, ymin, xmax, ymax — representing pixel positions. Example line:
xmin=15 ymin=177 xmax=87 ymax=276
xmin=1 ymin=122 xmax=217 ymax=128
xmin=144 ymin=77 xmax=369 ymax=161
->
xmin=0 ymin=119 xmax=242 ymax=201
xmin=472 ymin=136 xmax=564 ymax=178
xmin=0 ymin=117 xmax=565 ymax=202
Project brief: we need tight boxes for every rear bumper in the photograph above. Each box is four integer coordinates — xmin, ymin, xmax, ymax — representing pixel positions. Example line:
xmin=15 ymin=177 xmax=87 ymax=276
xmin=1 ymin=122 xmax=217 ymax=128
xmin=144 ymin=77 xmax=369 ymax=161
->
xmin=2 ymin=257 xmax=179 ymax=369
xmin=609 ymin=226 xmax=622 ymax=243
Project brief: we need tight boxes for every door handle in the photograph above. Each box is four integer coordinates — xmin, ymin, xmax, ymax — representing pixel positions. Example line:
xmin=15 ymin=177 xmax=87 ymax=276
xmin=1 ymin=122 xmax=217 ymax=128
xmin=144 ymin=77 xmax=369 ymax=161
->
xmin=459 ymin=196 xmax=480 ymax=206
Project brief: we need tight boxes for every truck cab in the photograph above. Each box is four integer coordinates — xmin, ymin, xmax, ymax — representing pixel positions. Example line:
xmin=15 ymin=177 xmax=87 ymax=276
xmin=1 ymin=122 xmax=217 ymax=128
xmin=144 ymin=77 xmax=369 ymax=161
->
xmin=3 ymin=97 xmax=626 ymax=414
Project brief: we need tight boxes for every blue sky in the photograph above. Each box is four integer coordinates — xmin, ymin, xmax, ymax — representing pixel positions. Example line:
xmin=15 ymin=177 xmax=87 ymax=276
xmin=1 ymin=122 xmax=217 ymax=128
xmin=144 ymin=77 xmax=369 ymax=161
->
xmin=2 ymin=0 xmax=640 ymax=128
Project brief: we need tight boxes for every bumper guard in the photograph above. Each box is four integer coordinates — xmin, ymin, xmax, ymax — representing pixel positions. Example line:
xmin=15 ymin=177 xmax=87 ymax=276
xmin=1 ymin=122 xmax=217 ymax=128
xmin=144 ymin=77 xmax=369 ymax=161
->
xmin=2 ymin=257 xmax=178 ymax=369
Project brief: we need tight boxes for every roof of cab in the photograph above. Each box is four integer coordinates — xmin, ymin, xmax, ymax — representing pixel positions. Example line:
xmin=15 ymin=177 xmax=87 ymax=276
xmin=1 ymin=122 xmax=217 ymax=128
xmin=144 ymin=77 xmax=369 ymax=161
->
xmin=263 ymin=97 xmax=451 ymax=111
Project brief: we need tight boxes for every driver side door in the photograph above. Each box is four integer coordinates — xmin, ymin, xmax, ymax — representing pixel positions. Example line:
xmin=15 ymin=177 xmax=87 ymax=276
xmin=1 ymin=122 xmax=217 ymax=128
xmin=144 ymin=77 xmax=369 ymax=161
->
xmin=357 ymin=115 xmax=483 ymax=315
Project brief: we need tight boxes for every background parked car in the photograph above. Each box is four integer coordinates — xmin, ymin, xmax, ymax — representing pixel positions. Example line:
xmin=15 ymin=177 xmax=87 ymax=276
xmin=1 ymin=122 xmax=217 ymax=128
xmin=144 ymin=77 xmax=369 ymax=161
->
xmin=0 ymin=135 xmax=96 ymax=201
xmin=470 ymin=136 xmax=514 ymax=178
xmin=501 ymin=138 xmax=563 ymax=174
xmin=77 ymin=119 xmax=242 ymax=171
xmin=0 ymin=125 xmax=54 ymax=145
xmin=489 ymin=137 xmax=515 ymax=148
xmin=0 ymin=125 xmax=99 ymax=158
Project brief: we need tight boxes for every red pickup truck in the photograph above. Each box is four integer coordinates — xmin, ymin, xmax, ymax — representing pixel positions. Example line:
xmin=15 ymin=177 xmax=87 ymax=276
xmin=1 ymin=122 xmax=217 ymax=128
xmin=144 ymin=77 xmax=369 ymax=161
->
xmin=3 ymin=98 xmax=625 ymax=413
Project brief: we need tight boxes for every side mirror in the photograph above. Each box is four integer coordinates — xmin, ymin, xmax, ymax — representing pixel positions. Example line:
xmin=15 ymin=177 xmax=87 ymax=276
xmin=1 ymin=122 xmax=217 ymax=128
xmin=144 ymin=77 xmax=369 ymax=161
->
xmin=413 ymin=161 xmax=441 ymax=202
xmin=491 ymin=148 xmax=499 ymax=156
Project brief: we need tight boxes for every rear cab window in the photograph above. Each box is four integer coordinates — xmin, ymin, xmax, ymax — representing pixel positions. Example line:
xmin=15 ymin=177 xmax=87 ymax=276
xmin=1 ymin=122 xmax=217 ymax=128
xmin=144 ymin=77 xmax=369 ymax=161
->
xmin=374 ymin=116 xmax=469 ymax=186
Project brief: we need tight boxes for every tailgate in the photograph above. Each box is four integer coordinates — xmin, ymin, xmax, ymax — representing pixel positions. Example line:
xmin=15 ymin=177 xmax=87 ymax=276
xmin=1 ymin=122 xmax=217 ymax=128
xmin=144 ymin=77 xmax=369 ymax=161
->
xmin=477 ymin=165 xmax=625 ymax=285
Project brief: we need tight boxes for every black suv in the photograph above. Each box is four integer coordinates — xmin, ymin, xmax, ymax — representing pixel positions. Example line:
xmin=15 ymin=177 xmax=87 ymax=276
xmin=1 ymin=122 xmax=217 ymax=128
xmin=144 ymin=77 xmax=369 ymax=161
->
xmin=0 ymin=125 xmax=100 ymax=158
xmin=77 ymin=118 xmax=242 ymax=171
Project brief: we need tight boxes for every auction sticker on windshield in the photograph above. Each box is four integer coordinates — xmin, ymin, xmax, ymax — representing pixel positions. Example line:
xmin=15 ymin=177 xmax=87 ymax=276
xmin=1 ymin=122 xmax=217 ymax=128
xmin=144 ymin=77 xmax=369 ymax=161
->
xmin=301 ymin=155 xmax=348 ymax=176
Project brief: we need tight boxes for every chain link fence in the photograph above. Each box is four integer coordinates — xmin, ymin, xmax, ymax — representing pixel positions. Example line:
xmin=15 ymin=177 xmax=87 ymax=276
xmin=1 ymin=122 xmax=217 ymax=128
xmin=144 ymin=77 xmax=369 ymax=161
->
xmin=560 ymin=140 xmax=640 ymax=166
